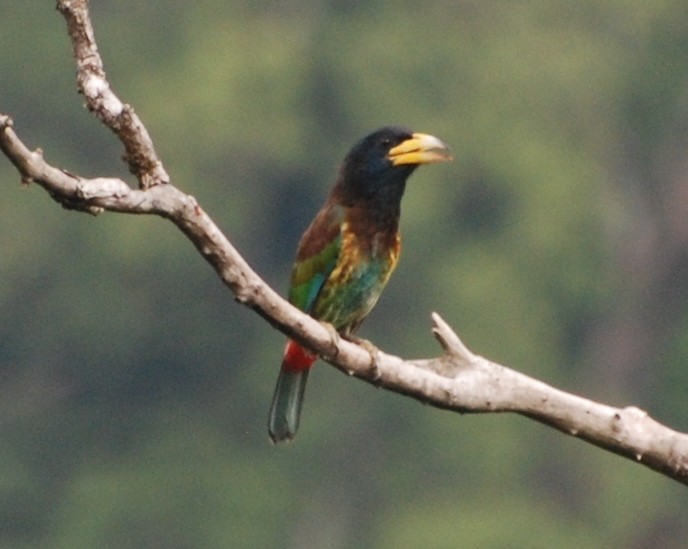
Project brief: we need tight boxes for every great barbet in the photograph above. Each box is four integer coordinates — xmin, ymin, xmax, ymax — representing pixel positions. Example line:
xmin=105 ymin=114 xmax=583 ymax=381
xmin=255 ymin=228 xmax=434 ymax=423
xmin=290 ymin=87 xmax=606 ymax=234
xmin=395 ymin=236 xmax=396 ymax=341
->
xmin=268 ymin=126 xmax=452 ymax=443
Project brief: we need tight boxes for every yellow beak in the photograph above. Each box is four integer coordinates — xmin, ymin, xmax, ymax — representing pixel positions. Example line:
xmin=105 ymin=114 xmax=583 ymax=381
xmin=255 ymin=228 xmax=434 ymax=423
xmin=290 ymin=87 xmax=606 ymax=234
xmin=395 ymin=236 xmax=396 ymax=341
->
xmin=388 ymin=132 xmax=453 ymax=166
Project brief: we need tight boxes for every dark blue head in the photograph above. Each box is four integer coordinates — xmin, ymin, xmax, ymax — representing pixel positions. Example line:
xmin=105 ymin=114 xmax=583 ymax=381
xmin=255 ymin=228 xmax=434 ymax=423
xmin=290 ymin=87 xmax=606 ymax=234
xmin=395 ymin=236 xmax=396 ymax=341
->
xmin=336 ymin=126 xmax=451 ymax=204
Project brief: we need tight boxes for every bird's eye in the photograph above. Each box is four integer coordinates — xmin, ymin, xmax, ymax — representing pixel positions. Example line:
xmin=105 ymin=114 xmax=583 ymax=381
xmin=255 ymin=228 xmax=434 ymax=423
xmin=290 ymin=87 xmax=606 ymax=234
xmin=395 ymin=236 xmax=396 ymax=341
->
xmin=380 ymin=138 xmax=392 ymax=148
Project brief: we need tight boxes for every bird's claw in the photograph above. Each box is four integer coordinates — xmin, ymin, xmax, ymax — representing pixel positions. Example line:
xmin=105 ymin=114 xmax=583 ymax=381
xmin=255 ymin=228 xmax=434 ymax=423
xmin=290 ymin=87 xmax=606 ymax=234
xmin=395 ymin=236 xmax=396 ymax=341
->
xmin=343 ymin=334 xmax=381 ymax=382
xmin=322 ymin=322 xmax=340 ymax=358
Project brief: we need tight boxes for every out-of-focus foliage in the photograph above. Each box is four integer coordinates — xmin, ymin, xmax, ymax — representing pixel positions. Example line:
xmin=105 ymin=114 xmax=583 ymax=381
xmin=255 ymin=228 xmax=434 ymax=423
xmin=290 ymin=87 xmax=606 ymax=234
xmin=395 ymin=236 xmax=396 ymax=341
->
xmin=2 ymin=1 xmax=688 ymax=547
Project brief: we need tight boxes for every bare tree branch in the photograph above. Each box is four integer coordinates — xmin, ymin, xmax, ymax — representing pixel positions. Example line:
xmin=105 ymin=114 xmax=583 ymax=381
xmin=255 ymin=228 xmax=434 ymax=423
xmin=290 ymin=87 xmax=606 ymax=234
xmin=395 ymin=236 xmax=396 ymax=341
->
xmin=1 ymin=0 xmax=687 ymax=484
xmin=56 ymin=0 xmax=168 ymax=189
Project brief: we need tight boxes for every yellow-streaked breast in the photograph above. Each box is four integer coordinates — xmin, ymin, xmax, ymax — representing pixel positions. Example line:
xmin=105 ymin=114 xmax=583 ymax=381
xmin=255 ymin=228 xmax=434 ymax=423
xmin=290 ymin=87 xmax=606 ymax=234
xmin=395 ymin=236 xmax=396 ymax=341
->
xmin=312 ymin=221 xmax=400 ymax=332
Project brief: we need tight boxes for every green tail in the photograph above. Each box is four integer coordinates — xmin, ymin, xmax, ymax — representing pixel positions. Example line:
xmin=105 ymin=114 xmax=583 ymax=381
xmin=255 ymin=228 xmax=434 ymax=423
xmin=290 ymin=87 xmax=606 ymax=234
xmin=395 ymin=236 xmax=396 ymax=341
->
xmin=268 ymin=369 xmax=310 ymax=443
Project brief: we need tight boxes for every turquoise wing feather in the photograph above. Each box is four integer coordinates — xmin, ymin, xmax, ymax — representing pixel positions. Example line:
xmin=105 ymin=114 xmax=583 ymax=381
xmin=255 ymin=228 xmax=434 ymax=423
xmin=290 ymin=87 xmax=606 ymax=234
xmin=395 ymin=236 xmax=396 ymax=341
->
xmin=287 ymin=204 xmax=344 ymax=314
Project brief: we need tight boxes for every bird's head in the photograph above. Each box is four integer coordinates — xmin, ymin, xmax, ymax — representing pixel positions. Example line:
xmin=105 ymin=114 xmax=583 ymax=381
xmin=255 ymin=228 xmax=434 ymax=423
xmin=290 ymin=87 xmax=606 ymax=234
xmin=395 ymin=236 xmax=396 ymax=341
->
xmin=337 ymin=126 xmax=452 ymax=203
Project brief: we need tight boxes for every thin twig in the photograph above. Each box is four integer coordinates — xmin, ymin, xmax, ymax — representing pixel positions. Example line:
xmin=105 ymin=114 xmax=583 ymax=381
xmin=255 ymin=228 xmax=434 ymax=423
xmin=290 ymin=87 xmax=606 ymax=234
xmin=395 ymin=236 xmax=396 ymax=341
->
xmin=56 ymin=0 xmax=169 ymax=188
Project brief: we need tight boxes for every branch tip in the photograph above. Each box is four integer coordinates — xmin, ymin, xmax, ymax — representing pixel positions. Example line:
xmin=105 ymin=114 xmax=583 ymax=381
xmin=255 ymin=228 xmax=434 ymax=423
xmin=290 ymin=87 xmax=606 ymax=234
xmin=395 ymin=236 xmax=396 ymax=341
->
xmin=0 ymin=114 xmax=13 ymax=129
xmin=431 ymin=312 xmax=474 ymax=361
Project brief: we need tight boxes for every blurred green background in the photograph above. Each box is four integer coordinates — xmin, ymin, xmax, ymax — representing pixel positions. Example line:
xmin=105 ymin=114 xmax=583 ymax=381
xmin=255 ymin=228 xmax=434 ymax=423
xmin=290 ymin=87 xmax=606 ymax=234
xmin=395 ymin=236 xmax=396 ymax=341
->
xmin=2 ymin=1 xmax=688 ymax=547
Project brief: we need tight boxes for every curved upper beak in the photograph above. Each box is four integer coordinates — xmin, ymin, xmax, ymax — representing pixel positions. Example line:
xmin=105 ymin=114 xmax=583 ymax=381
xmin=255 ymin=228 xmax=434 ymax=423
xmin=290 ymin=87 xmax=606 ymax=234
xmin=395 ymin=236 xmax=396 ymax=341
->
xmin=388 ymin=132 xmax=453 ymax=166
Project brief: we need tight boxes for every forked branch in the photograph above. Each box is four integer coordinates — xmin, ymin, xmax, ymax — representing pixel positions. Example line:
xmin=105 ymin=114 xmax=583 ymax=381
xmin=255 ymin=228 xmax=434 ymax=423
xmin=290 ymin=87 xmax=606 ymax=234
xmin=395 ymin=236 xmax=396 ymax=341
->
xmin=0 ymin=0 xmax=686 ymax=484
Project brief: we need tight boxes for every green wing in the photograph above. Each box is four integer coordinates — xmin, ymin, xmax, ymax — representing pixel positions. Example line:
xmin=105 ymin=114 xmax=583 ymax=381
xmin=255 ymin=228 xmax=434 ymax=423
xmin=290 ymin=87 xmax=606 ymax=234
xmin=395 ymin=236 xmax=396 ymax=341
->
xmin=287 ymin=205 xmax=343 ymax=314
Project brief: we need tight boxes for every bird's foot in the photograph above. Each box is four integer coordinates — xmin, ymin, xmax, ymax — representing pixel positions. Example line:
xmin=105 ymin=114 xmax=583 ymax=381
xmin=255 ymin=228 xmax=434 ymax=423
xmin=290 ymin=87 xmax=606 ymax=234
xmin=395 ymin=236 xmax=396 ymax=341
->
xmin=342 ymin=334 xmax=381 ymax=382
xmin=322 ymin=322 xmax=341 ymax=358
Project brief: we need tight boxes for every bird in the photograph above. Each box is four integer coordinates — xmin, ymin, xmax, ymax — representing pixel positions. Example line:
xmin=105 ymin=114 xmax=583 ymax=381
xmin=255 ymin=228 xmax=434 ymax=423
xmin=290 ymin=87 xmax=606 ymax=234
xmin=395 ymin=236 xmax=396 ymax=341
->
xmin=268 ymin=126 xmax=452 ymax=443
